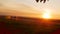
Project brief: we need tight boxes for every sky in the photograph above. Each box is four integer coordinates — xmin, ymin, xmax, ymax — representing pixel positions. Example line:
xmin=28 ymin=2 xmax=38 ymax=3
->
xmin=0 ymin=0 xmax=60 ymax=19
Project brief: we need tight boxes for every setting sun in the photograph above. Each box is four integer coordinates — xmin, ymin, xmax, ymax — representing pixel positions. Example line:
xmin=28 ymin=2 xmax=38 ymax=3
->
xmin=42 ymin=13 xmax=50 ymax=19
xmin=42 ymin=9 xmax=51 ymax=19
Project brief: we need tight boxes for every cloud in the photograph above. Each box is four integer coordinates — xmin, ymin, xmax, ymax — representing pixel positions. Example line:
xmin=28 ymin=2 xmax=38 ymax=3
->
xmin=0 ymin=0 xmax=42 ymax=18
xmin=0 ymin=8 xmax=40 ymax=18
xmin=0 ymin=2 xmax=41 ymax=18
xmin=0 ymin=0 xmax=40 ymax=13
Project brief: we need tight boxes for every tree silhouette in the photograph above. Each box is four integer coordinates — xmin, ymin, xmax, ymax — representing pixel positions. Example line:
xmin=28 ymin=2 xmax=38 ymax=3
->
xmin=36 ymin=0 xmax=49 ymax=3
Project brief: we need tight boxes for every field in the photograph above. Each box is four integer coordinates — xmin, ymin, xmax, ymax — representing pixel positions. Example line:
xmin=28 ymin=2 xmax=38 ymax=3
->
xmin=0 ymin=15 xmax=60 ymax=34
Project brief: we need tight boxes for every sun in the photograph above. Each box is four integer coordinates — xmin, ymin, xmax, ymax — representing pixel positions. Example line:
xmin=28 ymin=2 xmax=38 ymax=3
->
xmin=42 ymin=13 xmax=50 ymax=19
xmin=42 ymin=9 xmax=51 ymax=19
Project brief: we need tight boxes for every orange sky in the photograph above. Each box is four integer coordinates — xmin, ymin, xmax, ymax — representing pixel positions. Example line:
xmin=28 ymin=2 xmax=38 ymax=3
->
xmin=0 ymin=0 xmax=60 ymax=19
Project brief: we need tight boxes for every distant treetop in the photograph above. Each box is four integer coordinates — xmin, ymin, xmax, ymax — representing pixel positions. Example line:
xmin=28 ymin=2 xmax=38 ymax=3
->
xmin=35 ymin=0 xmax=49 ymax=3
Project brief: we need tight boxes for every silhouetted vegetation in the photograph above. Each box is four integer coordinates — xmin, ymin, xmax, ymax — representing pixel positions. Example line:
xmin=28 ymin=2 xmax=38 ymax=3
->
xmin=0 ymin=15 xmax=60 ymax=34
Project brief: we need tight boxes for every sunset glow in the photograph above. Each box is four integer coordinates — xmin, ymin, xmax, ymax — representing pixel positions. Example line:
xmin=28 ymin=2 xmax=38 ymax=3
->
xmin=42 ymin=9 xmax=51 ymax=19
xmin=0 ymin=0 xmax=60 ymax=19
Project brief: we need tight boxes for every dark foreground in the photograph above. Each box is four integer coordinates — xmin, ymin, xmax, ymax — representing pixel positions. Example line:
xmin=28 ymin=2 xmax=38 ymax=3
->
xmin=0 ymin=15 xmax=60 ymax=34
